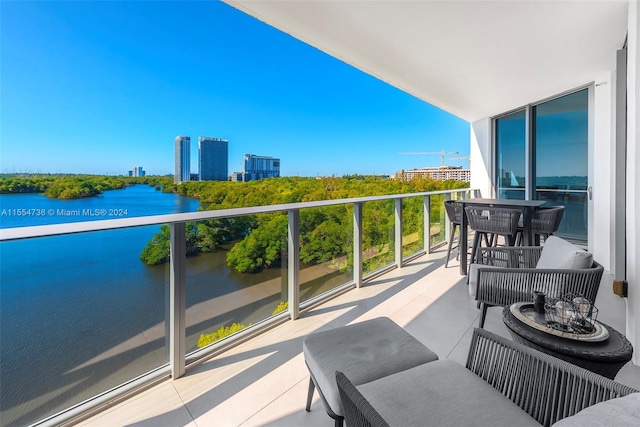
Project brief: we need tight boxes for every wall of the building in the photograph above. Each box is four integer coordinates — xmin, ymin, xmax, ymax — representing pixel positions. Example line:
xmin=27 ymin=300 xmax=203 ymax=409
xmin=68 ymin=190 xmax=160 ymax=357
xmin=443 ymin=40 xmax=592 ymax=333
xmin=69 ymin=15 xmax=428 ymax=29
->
xmin=627 ymin=0 xmax=639 ymax=365
xmin=593 ymin=73 xmax=615 ymax=271
xmin=470 ymin=118 xmax=492 ymax=198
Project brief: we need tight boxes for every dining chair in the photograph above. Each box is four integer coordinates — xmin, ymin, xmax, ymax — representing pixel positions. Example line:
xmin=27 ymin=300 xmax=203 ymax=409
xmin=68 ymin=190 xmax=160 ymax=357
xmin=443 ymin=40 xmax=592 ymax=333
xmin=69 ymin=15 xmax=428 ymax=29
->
xmin=515 ymin=205 xmax=565 ymax=245
xmin=443 ymin=200 xmax=462 ymax=267
xmin=464 ymin=206 xmax=521 ymax=265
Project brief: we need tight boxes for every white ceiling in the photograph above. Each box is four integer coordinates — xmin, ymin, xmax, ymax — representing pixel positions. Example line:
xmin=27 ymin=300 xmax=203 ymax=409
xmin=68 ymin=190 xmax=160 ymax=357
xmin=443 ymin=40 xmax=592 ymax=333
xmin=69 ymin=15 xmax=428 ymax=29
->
xmin=223 ymin=0 xmax=628 ymax=123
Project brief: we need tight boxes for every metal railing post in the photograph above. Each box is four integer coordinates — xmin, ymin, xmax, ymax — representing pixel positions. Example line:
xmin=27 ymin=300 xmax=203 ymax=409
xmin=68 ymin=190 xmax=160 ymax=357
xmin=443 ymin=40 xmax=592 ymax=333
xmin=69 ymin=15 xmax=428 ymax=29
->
xmin=169 ymin=222 xmax=186 ymax=379
xmin=424 ymin=195 xmax=431 ymax=253
xmin=395 ymin=198 xmax=402 ymax=268
xmin=353 ymin=202 xmax=363 ymax=287
xmin=288 ymin=210 xmax=300 ymax=320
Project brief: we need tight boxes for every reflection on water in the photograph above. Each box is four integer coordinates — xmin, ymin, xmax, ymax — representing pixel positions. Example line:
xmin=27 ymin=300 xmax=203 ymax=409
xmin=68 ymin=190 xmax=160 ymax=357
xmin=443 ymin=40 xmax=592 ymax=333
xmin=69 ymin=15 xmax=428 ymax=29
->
xmin=0 ymin=185 xmax=349 ymax=426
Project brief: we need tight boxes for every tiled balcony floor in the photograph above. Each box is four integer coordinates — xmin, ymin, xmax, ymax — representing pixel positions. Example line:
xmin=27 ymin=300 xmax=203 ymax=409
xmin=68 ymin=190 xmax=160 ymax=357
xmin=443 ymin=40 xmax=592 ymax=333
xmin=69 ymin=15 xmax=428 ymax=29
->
xmin=78 ymin=248 xmax=640 ymax=427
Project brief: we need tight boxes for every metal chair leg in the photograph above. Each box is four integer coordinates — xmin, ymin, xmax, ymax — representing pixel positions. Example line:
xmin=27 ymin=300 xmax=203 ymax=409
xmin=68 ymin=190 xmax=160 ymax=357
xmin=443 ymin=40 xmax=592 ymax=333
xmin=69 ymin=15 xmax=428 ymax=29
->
xmin=306 ymin=377 xmax=315 ymax=412
xmin=445 ymin=224 xmax=457 ymax=267
xmin=479 ymin=303 xmax=488 ymax=328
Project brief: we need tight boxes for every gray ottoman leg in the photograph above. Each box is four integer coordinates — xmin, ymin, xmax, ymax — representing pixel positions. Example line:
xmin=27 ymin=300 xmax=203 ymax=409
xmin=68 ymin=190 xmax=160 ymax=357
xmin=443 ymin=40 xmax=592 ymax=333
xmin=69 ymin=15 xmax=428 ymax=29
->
xmin=306 ymin=377 xmax=315 ymax=412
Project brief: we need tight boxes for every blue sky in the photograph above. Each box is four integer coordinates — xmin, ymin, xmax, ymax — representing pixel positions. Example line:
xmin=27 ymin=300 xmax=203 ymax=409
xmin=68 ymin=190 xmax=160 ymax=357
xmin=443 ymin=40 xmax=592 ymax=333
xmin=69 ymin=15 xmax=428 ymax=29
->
xmin=1 ymin=1 xmax=470 ymax=177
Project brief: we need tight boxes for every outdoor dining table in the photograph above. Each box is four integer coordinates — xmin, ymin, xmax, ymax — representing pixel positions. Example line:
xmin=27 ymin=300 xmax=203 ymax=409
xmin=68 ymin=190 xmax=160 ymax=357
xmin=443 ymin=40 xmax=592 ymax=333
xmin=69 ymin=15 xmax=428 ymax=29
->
xmin=458 ymin=198 xmax=546 ymax=275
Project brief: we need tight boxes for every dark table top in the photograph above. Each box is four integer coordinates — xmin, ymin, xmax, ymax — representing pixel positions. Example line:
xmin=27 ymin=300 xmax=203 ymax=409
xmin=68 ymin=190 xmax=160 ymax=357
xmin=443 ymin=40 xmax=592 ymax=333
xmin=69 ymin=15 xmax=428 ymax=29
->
xmin=502 ymin=306 xmax=633 ymax=363
xmin=458 ymin=198 xmax=546 ymax=208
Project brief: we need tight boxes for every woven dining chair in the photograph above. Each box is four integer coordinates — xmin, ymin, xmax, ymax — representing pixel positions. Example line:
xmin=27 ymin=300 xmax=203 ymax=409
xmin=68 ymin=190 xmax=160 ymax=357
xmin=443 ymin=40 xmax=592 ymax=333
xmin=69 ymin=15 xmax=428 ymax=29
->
xmin=464 ymin=206 xmax=521 ymax=265
xmin=443 ymin=200 xmax=462 ymax=268
xmin=516 ymin=205 xmax=565 ymax=245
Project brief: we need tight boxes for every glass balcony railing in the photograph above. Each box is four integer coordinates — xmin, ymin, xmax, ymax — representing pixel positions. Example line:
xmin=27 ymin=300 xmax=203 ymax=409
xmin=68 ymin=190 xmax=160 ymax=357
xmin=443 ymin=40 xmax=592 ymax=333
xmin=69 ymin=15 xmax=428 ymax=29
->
xmin=0 ymin=226 xmax=169 ymax=427
xmin=0 ymin=188 xmax=474 ymax=427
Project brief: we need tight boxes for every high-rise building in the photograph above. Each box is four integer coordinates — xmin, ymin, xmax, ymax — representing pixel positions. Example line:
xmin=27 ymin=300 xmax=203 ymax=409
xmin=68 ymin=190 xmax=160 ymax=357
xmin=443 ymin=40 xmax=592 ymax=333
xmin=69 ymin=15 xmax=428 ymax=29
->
xmin=198 ymin=137 xmax=228 ymax=181
xmin=131 ymin=166 xmax=145 ymax=177
xmin=242 ymin=154 xmax=280 ymax=182
xmin=174 ymin=136 xmax=191 ymax=184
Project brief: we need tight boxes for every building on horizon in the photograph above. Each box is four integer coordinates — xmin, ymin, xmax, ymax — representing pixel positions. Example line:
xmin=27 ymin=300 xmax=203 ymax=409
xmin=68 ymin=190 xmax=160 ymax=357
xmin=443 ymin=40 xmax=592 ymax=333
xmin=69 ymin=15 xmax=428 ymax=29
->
xmin=394 ymin=166 xmax=470 ymax=182
xmin=128 ymin=166 xmax=145 ymax=177
xmin=230 ymin=171 xmax=243 ymax=182
xmin=198 ymin=137 xmax=228 ymax=181
xmin=174 ymin=136 xmax=191 ymax=184
xmin=242 ymin=154 xmax=280 ymax=182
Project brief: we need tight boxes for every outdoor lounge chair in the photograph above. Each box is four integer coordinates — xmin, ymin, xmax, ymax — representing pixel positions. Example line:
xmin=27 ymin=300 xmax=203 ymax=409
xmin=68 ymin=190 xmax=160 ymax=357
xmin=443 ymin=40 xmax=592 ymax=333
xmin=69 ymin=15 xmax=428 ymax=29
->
xmin=468 ymin=236 xmax=604 ymax=327
xmin=336 ymin=328 xmax=639 ymax=427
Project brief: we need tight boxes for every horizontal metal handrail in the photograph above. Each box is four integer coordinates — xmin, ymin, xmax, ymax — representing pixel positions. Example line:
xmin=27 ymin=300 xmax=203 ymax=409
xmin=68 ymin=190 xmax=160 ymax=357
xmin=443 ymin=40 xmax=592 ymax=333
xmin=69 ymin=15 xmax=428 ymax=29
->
xmin=0 ymin=188 xmax=472 ymax=241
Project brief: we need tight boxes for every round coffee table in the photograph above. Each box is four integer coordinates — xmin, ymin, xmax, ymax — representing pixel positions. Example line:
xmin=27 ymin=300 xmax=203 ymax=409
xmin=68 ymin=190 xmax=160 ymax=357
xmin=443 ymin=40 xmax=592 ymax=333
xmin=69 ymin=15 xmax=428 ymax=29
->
xmin=502 ymin=305 xmax=633 ymax=379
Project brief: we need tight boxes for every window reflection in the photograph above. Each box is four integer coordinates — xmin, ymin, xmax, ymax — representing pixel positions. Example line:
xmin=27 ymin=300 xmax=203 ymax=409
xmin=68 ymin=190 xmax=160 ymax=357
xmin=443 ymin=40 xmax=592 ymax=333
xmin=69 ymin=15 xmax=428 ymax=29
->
xmin=534 ymin=89 xmax=588 ymax=243
xmin=495 ymin=110 xmax=526 ymax=200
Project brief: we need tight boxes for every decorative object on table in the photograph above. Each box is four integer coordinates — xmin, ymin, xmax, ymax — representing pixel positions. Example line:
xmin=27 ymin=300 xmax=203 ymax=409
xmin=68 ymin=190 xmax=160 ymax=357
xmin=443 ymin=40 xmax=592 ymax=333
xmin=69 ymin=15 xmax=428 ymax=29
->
xmin=533 ymin=290 xmax=546 ymax=313
xmin=544 ymin=293 xmax=600 ymax=336
xmin=509 ymin=300 xmax=609 ymax=342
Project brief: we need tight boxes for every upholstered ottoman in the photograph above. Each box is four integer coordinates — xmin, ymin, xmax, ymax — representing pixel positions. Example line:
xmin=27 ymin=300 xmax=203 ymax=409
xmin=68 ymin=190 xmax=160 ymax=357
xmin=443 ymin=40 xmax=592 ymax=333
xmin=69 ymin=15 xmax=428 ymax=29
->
xmin=303 ymin=317 xmax=438 ymax=426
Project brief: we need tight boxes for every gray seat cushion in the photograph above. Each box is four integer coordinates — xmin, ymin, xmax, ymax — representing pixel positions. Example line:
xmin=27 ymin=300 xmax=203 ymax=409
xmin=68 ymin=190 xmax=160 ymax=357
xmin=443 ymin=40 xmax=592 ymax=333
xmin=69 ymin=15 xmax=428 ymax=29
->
xmin=303 ymin=317 xmax=438 ymax=416
xmin=536 ymin=236 xmax=593 ymax=269
xmin=357 ymin=360 xmax=540 ymax=426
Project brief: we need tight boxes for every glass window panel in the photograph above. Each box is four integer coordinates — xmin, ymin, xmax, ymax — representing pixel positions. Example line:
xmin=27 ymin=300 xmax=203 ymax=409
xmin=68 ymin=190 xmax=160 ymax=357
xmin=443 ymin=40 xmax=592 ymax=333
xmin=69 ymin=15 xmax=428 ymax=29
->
xmin=533 ymin=89 xmax=588 ymax=244
xmin=495 ymin=110 xmax=526 ymax=200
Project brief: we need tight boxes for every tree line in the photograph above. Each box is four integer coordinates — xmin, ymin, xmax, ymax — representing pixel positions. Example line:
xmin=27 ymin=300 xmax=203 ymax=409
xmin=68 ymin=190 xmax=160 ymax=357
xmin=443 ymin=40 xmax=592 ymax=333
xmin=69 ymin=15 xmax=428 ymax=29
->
xmin=0 ymin=174 xmax=140 ymax=199
xmin=139 ymin=176 xmax=468 ymax=274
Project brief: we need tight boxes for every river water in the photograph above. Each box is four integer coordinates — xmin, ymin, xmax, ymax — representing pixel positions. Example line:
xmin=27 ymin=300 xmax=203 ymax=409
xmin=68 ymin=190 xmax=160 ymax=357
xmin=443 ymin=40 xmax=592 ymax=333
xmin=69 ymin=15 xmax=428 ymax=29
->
xmin=0 ymin=185 xmax=296 ymax=426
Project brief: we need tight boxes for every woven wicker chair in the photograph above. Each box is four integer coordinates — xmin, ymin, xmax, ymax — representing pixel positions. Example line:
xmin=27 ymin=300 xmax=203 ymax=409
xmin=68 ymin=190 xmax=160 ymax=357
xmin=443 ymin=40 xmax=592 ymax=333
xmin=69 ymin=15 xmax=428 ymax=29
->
xmin=464 ymin=206 xmax=521 ymax=265
xmin=336 ymin=328 xmax=638 ymax=427
xmin=516 ymin=205 xmax=566 ymax=245
xmin=443 ymin=200 xmax=462 ymax=267
xmin=471 ymin=245 xmax=604 ymax=327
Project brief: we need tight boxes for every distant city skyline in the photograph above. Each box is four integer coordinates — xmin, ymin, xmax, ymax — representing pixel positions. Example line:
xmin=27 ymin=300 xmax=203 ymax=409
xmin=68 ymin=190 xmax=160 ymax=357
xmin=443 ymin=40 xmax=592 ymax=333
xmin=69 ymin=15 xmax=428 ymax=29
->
xmin=1 ymin=1 xmax=470 ymax=177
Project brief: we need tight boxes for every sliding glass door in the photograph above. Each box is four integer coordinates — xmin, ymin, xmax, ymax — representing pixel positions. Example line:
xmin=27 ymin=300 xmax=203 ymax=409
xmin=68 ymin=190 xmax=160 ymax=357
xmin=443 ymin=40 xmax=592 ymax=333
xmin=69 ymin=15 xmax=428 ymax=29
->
xmin=495 ymin=110 xmax=526 ymax=200
xmin=533 ymin=90 xmax=588 ymax=243
xmin=494 ymin=88 xmax=589 ymax=245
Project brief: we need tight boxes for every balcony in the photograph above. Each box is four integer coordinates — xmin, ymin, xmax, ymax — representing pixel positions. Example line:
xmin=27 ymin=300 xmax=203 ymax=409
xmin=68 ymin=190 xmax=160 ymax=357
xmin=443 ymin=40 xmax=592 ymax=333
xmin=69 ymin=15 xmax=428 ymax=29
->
xmin=2 ymin=188 xmax=638 ymax=426
xmin=75 ymin=244 xmax=640 ymax=426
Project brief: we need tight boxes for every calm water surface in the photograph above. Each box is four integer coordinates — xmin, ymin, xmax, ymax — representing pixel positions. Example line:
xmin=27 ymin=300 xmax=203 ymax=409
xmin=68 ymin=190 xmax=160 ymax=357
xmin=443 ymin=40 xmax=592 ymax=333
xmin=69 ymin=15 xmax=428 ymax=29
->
xmin=0 ymin=185 xmax=285 ymax=426
xmin=0 ymin=185 xmax=338 ymax=426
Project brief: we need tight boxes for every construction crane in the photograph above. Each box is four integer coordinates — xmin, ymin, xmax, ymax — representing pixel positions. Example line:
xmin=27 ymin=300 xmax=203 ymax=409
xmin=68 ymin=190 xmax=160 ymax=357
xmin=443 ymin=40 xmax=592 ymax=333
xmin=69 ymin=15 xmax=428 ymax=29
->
xmin=449 ymin=156 xmax=471 ymax=169
xmin=399 ymin=148 xmax=459 ymax=167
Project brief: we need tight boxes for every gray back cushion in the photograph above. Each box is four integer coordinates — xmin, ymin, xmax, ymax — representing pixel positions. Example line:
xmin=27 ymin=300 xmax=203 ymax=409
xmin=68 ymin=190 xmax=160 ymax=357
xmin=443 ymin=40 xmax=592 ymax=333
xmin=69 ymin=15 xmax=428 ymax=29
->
xmin=536 ymin=236 xmax=593 ymax=269
xmin=551 ymin=393 xmax=640 ymax=426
